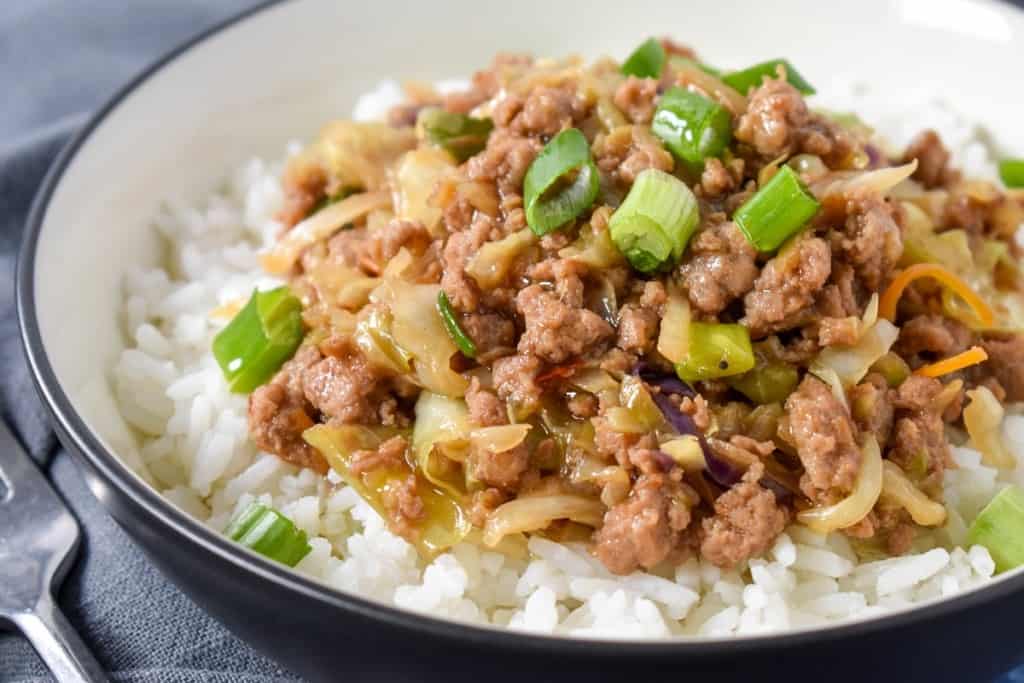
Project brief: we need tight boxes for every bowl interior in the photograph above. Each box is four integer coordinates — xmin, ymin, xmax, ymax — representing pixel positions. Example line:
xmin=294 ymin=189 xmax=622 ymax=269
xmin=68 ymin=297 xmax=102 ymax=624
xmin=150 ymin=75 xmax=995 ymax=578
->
xmin=24 ymin=0 xmax=1024 ymax=642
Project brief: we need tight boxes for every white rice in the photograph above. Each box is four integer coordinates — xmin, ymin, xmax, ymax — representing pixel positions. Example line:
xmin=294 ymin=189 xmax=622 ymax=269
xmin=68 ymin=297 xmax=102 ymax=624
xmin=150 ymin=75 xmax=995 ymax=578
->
xmin=109 ymin=79 xmax=1024 ymax=639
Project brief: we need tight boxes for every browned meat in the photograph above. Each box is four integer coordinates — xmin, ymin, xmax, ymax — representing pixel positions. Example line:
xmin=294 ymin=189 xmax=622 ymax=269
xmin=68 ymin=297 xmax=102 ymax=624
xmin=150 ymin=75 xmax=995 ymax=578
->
xmin=278 ymin=157 xmax=327 ymax=229
xmin=466 ymin=130 xmax=541 ymax=197
xmin=981 ymin=334 xmax=1024 ymax=402
xmin=888 ymin=375 xmax=952 ymax=497
xmin=785 ymin=376 xmax=861 ymax=504
xmin=467 ymin=439 xmax=530 ymax=490
xmin=358 ymin=219 xmax=433 ymax=276
xmin=902 ymin=130 xmax=952 ymax=189
xmin=850 ymin=373 xmax=895 ymax=450
xmin=594 ymin=417 xmax=658 ymax=471
xmin=616 ymin=281 xmax=666 ymax=354
xmin=699 ymin=158 xmax=739 ymax=198
xmin=381 ymin=473 xmax=426 ymax=541
xmin=742 ymin=236 xmax=831 ymax=337
xmin=350 ymin=436 xmax=409 ymax=475
xmin=817 ymin=316 xmax=860 ymax=347
xmin=466 ymin=377 xmax=508 ymax=427
xmin=301 ymin=350 xmax=394 ymax=425
xmin=680 ymin=220 xmax=759 ymax=315
xmin=440 ymin=214 xmax=495 ymax=312
xmin=248 ymin=345 xmax=325 ymax=472
xmin=567 ymin=392 xmax=599 ymax=418
xmin=468 ymin=487 xmax=508 ymax=527
xmin=459 ymin=311 xmax=517 ymax=362
xmin=897 ymin=314 xmax=974 ymax=359
xmin=613 ymin=76 xmax=659 ymax=124
xmin=493 ymin=84 xmax=587 ymax=138
xmin=387 ymin=103 xmax=424 ymax=128
xmin=594 ymin=472 xmax=694 ymax=575
xmin=700 ymin=462 xmax=789 ymax=568
xmin=839 ymin=200 xmax=903 ymax=291
xmin=593 ymin=125 xmax=674 ymax=186
xmin=492 ymin=353 xmax=544 ymax=412
xmin=516 ymin=285 xmax=614 ymax=363
xmin=734 ymin=77 xmax=809 ymax=157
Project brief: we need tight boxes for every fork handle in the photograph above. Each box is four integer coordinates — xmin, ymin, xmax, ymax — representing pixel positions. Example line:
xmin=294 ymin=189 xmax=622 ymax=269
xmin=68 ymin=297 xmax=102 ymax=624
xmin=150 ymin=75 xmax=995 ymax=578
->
xmin=12 ymin=593 xmax=109 ymax=683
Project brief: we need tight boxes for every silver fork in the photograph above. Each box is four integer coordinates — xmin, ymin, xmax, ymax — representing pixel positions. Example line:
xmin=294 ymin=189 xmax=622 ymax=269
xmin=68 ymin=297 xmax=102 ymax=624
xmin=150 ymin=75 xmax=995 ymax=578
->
xmin=0 ymin=420 xmax=108 ymax=682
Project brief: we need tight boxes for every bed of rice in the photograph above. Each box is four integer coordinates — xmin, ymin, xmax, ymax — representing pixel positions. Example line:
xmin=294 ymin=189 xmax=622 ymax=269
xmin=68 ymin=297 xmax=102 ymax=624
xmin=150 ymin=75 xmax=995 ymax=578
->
xmin=111 ymin=79 xmax=1024 ymax=639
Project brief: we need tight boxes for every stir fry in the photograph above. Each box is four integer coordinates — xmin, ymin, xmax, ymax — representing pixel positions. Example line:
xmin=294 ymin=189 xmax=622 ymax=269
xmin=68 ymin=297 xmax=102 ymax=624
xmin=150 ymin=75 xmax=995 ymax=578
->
xmin=215 ymin=38 xmax=1024 ymax=575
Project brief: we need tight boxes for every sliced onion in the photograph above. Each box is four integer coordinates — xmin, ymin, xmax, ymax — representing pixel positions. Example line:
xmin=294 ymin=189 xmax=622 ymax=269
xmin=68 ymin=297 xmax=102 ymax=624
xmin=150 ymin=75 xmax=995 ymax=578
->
xmin=963 ymin=386 xmax=1016 ymax=469
xmin=661 ymin=436 xmax=709 ymax=472
xmin=261 ymin=191 xmax=392 ymax=275
xmin=656 ymin=284 xmax=691 ymax=364
xmin=482 ymin=494 xmax=605 ymax=546
xmin=469 ymin=424 xmax=532 ymax=453
xmin=465 ymin=228 xmax=537 ymax=289
xmin=880 ymin=461 xmax=947 ymax=527
xmin=810 ymin=318 xmax=899 ymax=389
xmin=810 ymin=160 xmax=918 ymax=203
xmin=797 ymin=435 xmax=882 ymax=534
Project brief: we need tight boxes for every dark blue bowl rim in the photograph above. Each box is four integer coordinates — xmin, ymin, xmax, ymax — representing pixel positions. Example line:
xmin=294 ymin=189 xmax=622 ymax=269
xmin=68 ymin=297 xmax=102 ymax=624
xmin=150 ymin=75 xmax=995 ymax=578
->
xmin=16 ymin=0 xmax=1024 ymax=658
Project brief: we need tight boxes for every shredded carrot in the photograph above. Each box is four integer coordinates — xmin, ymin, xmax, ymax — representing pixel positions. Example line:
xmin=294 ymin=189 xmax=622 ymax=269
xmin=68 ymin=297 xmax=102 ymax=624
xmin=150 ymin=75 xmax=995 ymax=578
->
xmin=537 ymin=360 xmax=583 ymax=383
xmin=879 ymin=263 xmax=995 ymax=327
xmin=915 ymin=346 xmax=989 ymax=378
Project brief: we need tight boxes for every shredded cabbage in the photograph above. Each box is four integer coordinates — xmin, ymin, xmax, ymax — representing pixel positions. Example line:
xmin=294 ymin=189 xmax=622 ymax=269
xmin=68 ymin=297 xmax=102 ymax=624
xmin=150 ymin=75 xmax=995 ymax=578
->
xmin=412 ymin=392 xmax=472 ymax=495
xmin=303 ymin=424 xmax=470 ymax=559
xmin=964 ymin=386 xmax=1016 ymax=469
xmin=465 ymin=228 xmax=537 ymax=289
xmin=810 ymin=318 xmax=899 ymax=389
xmin=314 ymin=120 xmax=417 ymax=191
xmin=482 ymin=494 xmax=605 ymax=547
xmin=656 ymin=284 xmax=690 ymax=364
xmin=797 ymin=435 xmax=882 ymax=533
xmin=810 ymin=160 xmax=917 ymax=202
xmin=372 ymin=279 xmax=468 ymax=397
xmin=880 ymin=461 xmax=947 ymax=526
xmin=261 ymin=191 xmax=392 ymax=275
xmin=393 ymin=147 xmax=455 ymax=237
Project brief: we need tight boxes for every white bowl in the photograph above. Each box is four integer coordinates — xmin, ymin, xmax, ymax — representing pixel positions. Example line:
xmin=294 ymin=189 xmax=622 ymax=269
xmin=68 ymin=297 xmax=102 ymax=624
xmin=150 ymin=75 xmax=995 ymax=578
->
xmin=17 ymin=1 xmax=1024 ymax=680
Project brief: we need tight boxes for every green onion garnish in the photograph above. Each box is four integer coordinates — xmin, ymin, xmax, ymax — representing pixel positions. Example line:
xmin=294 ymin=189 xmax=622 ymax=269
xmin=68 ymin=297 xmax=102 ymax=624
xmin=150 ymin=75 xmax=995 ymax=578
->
xmin=733 ymin=165 xmax=820 ymax=252
xmin=722 ymin=59 xmax=816 ymax=95
xmin=968 ymin=485 xmax=1024 ymax=573
xmin=652 ymin=86 xmax=732 ymax=167
xmin=608 ymin=168 xmax=700 ymax=273
xmin=523 ymin=128 xmax=600 ymax=236
xmin=212 ymin=286 xmax=305 ymax=393
xmin=727 ymin=362 xmax=799 ymax=404
xmin=226 ymin=502 xmax=311 ymax=567
xmin=999 ymin=159 xmax=1024 ymax=188
xmin=418 ymin=108 xmax=494 ymax=163
xmin=436 ymin=290 xmax=477 ymax=358
xmin=675 ymin=322 xmax=755 ymax=383
xmin=621 ymin=37 xmax=665 ymax=79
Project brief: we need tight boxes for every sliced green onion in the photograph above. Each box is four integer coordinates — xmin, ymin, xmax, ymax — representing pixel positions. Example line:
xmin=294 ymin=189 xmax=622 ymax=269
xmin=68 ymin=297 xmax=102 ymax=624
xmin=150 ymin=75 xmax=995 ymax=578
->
xmin=418 ymin=108 xmax=494 ymax=163
xmin=523 ymin=128 xmax=600 ymax=236
xmin=621 ymin=38 xmax=665 ymax=79
xmin=734 ymin=165 xmax=820 ymax=252
xmin=652 ymin=86 xmax=732 ymax=167
xmin=213 ymin=286 xmax=304 ymax=393
xmin=226 ymin=502 xmax=311 ymax=567
xmin=869 ymin=351 xmax=911 ymax=388
xmin=436 ymin=291 xmax=477 ymax=358
xmin=999 ymin=159 xmax=1024 ymax=188
xmin=722 ymin=59 xmax=816 ymax=95
xmin=968 ymin=485 xmax=1024 ymax=573
xmin=608 ymin=168 xmax=700 ymax=273
xmin=675 ymin=322 xmax=755 ymax=383
xmin=727 ymin=362 xmax=799 ymax=404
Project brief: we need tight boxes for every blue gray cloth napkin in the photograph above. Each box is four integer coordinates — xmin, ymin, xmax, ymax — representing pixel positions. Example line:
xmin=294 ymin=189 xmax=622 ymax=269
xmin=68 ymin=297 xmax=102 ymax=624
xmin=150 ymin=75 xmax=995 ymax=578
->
xmin=2 ymin=1 xmax=1024 ymax=681
xmin=0 ymin=2 xmax=300 ymax=680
